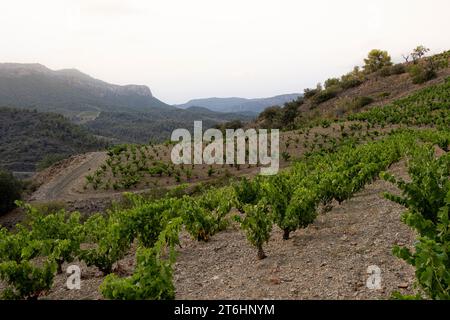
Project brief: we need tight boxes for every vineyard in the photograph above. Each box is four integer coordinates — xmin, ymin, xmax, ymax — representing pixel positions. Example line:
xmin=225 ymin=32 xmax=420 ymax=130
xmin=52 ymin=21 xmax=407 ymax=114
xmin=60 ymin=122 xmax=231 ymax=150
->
xmin=2 ymin=77 xmax=450 ymax=300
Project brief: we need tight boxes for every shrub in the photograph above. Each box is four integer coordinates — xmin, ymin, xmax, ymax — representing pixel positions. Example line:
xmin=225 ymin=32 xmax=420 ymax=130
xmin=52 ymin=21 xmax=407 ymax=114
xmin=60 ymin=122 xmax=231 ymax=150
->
xmin=36 ymin=154 xmax=66 ymax=171
xmin=409 ymin=64 xmax=437 ymax=84
xmin=378 ymin=66 xmax=393 ymax=77
xmin=0 ymin=228 xmax=57 ymax=300
xmin=324 ymin=78 xmax=341 ymax=89
xmin=303 ymin=88 xmax=319 ymax=99
xmin=80 ymin=214 xmax=133 ymax=274
xmin=382 ymin=147 xmax=450 ymax=299
xmin=20 ymin=203 xmax=84 ymax=274
xmin=390 ymin=63 xmax=406 ymax=75
xmin=311 ymin=87 xmax=340 ymax=106
xmin=0 ymin=169 xmax=22 ymax=215
xmin=354 ymin=96 xmax=374 ymax=109
xmin=100 ymin=218 xmax=181 ymax=300
xmin=233 ymin=177 xmax=262 ymax=211
xmin=378 ymin=64 xmax=406 ymax=77
xmin=181 ymin=188 xmax=233 ymax=241
xmin=235 ymin=203 xmax=273 ymax=260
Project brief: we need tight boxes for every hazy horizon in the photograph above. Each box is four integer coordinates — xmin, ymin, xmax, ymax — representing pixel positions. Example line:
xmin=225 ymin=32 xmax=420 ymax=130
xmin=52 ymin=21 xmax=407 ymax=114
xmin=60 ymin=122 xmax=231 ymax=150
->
xmin=1 ymin=0 xmax=449 ymax=104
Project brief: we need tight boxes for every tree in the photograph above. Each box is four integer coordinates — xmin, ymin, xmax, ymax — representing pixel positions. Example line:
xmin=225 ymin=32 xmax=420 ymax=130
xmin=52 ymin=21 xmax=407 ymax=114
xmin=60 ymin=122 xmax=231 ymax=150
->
xmin=411 ymin=45 xmax=430 ymax=64
xmin=324 ymin=78 xmax=341 ymax=89
xmin=363 ymin=49 xmax=393 ymax=73
xmin=0 ymin=169 xmax=22 ymax=215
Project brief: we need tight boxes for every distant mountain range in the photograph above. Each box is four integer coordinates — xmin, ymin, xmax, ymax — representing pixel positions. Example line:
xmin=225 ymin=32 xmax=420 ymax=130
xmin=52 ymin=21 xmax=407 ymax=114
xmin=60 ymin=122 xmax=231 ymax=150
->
xmin=0 ymin=63 xmax=170 ymax=121
xmin=0 ymin=63 xmax=254 ymax=144
xmin=175 ymin=94 xmax=302 ymax=114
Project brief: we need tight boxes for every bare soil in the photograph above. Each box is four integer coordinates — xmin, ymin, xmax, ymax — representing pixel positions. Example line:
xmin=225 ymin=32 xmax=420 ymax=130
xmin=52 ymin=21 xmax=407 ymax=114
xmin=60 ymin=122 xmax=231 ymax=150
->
xmin=41 ymin=161 xmax=416 ymax=300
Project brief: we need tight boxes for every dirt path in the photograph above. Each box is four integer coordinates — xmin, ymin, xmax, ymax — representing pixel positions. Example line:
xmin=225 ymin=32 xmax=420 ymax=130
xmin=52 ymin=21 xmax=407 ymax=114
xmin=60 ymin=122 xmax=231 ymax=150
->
xmin=31 ymin=152 xmax=108 ymax=202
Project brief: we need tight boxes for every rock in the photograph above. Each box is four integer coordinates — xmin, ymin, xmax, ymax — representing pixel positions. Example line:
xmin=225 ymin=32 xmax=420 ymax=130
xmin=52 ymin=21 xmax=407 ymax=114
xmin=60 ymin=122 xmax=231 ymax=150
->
xmin=398 ymin=283 xmax=408 ymax=289
xmin=269 ymin=276 xmax=281 ymax=285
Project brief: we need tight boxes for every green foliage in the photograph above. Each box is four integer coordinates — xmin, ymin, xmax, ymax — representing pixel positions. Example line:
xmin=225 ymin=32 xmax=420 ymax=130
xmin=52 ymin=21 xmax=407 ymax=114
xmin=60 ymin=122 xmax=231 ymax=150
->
xmin=79 ymin=213 xmax=133 ymax=274
xmin=363 ymin=49 xmax=393 ymax=73
xmin=0 ymin=107 xmax=108 ymax=172
xmin=100 ymin=218 xmax=182 ymax=300
xmin=324 ymin=78 xmax=341 ymax=89
xmin=235 ymin=203 xmax=273 ymax=260
xmin=36 ymin=154 xmax=67 ymax=171
xmin=311 ymin=87 xmax=340 ymax=106
xmin=382 ymin=146 xmax=450 ymax=299
xmin=233 ymin=177 xmax=262 ymax=211
xmin=409 ymin=63 xmax=437 ymax=84
xmin=378 ymin=64 xmax=406 ymax=77
xmin=0 ymin=169 xmax=22 ymax=215
xmin=0 ymin=227 xmax=56 ymax=300
xmin=181 ymin=188 xmax=234 ymax=241
xmin=119 ymin=194 xmax=182 ymax=248
xmin=19 ymin=202 xmax=84 ymax=273
xmin=260 ymin=172 xmax=317 ymax=240
xmin=349 ymin=78 xmax=450 ymax=127
xmin=0 ymin=260 xmax=56 ymax=300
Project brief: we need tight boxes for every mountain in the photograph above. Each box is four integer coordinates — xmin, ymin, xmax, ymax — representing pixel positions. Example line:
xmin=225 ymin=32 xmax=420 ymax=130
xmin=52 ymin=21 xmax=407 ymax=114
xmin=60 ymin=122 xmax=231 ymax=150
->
xmin=0 ymin=63 xmax=170 ymax=122
xmin=175 ymin=94 xmax=302 ymax=114
xmin=0 ymin=63 xmax=252 ymax=143
xmin=0 ymin=107 xmax=108 ymax=172
xmin=85 ymin=107 xmax=255 ymax=144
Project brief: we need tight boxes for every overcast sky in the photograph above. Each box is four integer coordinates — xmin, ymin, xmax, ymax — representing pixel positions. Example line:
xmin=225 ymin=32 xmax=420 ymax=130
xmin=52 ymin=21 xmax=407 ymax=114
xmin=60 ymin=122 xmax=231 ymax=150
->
xmin=1 ymin=0 xmax=449 ymax=104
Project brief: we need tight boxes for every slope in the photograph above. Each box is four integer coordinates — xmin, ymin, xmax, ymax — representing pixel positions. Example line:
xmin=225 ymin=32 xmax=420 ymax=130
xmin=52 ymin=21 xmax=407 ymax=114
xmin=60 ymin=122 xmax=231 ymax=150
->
xmin=0 ymin=107 xmax=108 ymax=172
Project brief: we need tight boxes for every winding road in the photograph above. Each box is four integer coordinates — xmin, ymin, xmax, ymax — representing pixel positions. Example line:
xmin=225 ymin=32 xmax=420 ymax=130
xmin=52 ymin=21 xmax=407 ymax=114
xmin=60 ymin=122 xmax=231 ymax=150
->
xmin=32 ymin=152 xmax=108 ymax=201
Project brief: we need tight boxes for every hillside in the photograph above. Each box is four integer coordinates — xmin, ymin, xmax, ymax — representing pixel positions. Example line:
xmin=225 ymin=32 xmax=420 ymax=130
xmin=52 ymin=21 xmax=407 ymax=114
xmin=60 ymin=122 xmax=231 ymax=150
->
xmin=0 ymin=63 xmax=169 ymax=120
xmin=1 ymin=49 xmax=450 ymax=302
xmin=0 ymin=107 xmax=108 ymax=172
xmin=175 ymin=94 xmax=301 ymax=114
xmin=256 ymin=50 xmax=450 ymax=130
xmin=0 ymin=63 xmax=253 ymax=143
xmin=85 ymin=107 xmax=254 ymax=144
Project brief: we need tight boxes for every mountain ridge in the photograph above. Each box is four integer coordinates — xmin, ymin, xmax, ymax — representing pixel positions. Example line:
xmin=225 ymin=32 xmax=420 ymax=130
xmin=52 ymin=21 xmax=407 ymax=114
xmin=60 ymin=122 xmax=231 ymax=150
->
xmin=175 ymin=93 xmax=302 ymax=114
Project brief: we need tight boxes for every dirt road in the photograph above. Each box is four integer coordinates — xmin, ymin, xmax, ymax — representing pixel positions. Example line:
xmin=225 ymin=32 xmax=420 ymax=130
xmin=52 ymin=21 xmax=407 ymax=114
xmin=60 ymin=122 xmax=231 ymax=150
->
xmin=31 ymin=152 xmax=108 ymax=202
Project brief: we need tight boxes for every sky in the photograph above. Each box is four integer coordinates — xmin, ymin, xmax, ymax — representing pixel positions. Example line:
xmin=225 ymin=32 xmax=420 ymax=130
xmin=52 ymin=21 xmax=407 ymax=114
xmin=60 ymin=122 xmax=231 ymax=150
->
xmin=1 ymin=0 xmax=449 ymax=104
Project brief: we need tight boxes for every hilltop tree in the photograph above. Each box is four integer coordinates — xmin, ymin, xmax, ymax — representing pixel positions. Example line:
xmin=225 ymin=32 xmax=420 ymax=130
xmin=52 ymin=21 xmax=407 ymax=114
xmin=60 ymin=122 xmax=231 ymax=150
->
xmin=363 ymin=49 xmax=393 ymax=73
xmin=411 ymin=45 xmax=430 ymax=64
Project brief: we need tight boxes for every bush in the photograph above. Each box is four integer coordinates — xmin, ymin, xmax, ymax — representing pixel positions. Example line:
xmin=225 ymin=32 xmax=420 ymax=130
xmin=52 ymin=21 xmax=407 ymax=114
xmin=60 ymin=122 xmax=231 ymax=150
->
xmin=100 ymin=218 xmax=181 ymax=300
xmin=0 ymin=169 xmax=22 ymax=215
xmin=382 ymin=148 xmax=450 ymax=299
xmin=0 ymin=228 xmax=57 ymax=300
xmin=303 ymin=88 xmax=319 ymax=99
xmin=36 ymin=154 xmax=66 ymax=171
xmin=390 ymin=63 xmax=406 ymax=75
xmin=378 ymin=66 xmax=393 ymax=77
xmin=340 ymin=77 xmax=363 ymax=90
xmin=235 ymin=203 xmax=273 ymax=260
xmin=311 ymin=87 xmax=340 ymax=106
xmin=378 ymin=64 xmax=406 ymax=77
xmin=80 ymin=214 xmax=133 ymax=274
xmin=409 ymin=64 xmax=437 ymax=84
xmin=324 ymin=78 xmax=341 ymax=89
xmin=354 ymin=96 xmax=374 ymax=109
xmin=181 ymin=188 xmax=233 ymax=242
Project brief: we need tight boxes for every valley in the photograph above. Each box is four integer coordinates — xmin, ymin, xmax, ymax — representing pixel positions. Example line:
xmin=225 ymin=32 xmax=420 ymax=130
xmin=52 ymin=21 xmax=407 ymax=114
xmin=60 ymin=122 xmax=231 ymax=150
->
xmin=1 ymin=48 xmax=450 ymax=301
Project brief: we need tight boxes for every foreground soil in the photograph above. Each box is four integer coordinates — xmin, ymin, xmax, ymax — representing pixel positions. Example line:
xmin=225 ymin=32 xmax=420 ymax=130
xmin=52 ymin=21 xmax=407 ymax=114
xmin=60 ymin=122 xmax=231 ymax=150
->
xmin=42 ymin=161 xmax=416 ymax=300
